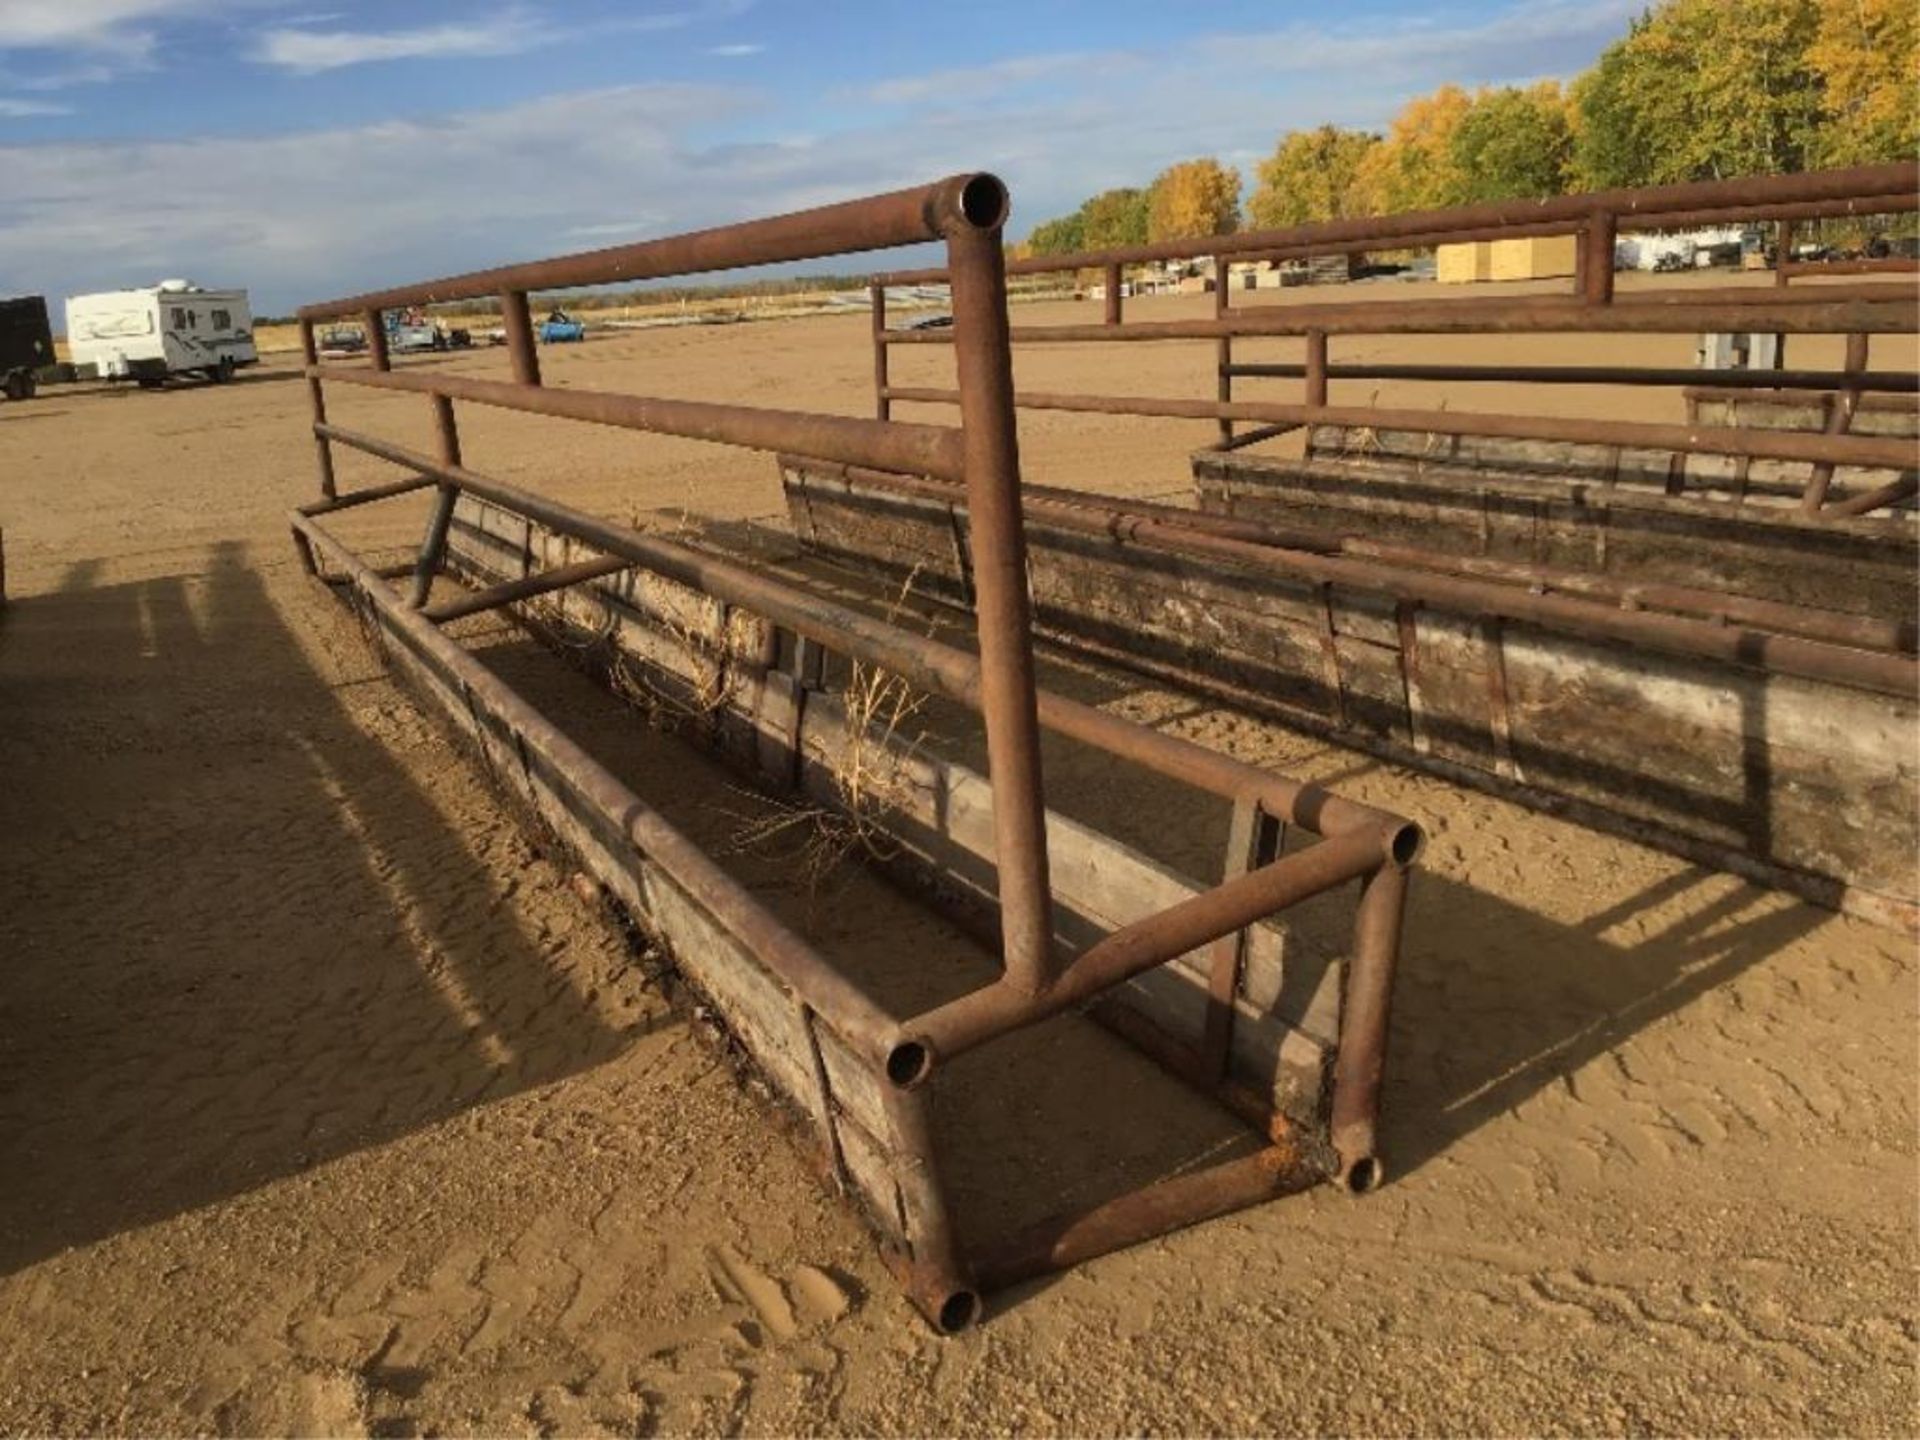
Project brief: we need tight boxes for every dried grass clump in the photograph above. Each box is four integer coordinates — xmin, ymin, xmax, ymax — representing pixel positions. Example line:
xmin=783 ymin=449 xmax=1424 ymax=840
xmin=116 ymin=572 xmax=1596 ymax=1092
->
xmin=725 ymin=654 xmax=932 ymax=905
xmin=726 ymin=569 xmax=936 ymax=902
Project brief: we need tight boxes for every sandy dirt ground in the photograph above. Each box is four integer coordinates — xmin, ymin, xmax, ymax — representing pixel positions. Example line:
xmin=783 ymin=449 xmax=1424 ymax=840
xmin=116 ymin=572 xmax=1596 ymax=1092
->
xmin=0 ymin=280 xmax=1915 ymax=1436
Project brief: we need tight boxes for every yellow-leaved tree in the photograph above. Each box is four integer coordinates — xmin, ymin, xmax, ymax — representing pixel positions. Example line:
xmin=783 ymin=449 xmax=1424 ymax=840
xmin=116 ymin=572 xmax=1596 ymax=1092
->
xmin=1350 ymin=84 xmax=1476 ymax=214
xmin=1145 ymin=158 xmax=1241 ymax=243
xmin=1808 ymin=0 xmax=1918 ymax=164
xmin=1247 ymin=126 xmax=1382 ymax=229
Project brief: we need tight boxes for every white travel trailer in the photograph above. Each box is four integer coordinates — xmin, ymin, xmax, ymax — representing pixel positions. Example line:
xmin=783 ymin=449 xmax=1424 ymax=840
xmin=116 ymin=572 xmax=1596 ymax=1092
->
xmin=64 ymin=280 xmax=257 ymax=385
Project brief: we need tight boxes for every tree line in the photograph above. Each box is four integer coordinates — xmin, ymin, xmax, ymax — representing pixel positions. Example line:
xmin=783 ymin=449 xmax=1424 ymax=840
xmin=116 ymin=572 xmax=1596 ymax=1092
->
xmin=1019 ymin=0 xmax=1914 ymax=255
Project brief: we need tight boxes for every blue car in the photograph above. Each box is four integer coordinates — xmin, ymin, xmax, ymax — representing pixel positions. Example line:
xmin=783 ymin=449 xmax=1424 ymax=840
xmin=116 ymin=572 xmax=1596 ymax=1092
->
xmin=538 ymin=309 xmax=587 ymax=343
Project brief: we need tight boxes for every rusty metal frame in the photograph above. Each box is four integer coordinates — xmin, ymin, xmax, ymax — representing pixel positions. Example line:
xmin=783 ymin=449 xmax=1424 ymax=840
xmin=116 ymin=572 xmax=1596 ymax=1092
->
xmin=290 ymin=175 xmax=1420 ymax=1331
xmin=866 ymin=163 xmax=1919 ymax=520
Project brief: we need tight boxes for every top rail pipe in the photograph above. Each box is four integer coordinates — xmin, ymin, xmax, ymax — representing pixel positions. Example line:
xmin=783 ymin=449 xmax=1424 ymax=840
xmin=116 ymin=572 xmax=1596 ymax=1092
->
xmin=1217 ymin=194 xmax=1920 ymax=272
xmin=301 ymin=173 xmax=1010 ymax=319
xmin=871 ymin=163 xmax=1918 ymax=285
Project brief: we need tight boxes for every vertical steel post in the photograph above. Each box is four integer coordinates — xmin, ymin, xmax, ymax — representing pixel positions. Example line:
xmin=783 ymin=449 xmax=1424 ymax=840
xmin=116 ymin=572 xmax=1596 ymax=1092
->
xmin=1304 ymin=329 xmax=1329 ymax=408
xmin=1773 ymin=219 xmax=1797 ymax=366
xmin=944 ymin=220 xmax=1055 ymax=996
xmin=364 ymin=309 xmax=390 ymax=372
xmin=1214 ymin=255 xmax=1234 ymax=446
xmin=1103 ymin=263 xmax=1122 ymax=326
xmin=502 ymin=289 xmax=542 ymax=387
xmin=1799 ymin=330 xmax=1869 ymax=513
xmin=871 ymin=282 xmax=891 ymax=421
xmin=299 ymin=319 xmax=337 ymax=500
xmin=410 ymin=393 xmax=462 ymax=608
xmin=1330 ymin=855 xmax=1410 ymax=1190
xmin=1581 ymin=210 xmax=1616 ymax=306
xmin=879 ymin=1078 xmax=979 ymax=1332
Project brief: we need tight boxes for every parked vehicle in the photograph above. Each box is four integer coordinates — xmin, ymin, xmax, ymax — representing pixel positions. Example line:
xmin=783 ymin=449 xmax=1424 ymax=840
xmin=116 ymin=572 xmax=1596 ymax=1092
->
xmin=0 ymin=294 xmax=54 ymax=401
xmin=318 ymin=325 xmax=367 ymax=357
xmin=538 ymin=309 xmax=587 ymax=343
xmin=385 ymin=308 xmax=473 ymax=352
xmin=65 ymin=281 xmax=256 ymax=386
xmin=386 ymin=308 xmax=440 ymax=353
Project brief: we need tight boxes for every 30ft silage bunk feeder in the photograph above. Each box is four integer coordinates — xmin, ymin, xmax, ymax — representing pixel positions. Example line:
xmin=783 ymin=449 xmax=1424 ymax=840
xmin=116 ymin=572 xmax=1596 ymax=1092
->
xmin=289 ymin=174 xmax=1421 ymax=1332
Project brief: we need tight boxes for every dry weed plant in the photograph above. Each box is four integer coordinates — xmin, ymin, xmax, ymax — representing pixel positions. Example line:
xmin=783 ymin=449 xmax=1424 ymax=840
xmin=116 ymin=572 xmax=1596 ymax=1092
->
xmin=1340 ymin=395 xmax=1382 ymax=458
xmin=1334 ymin=390 xmax=1450 ymax=466
xmin=467 ymin=506 xmax=941 ymax=911
xmin=722 ymin=567 xmax=937 ymax=909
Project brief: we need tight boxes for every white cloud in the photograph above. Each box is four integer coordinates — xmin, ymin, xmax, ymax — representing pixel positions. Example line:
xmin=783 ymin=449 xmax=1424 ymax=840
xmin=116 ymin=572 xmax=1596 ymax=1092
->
xmin=0 ymin=0 xmax=217 ymax=58
xmin=706 ymin=42 xmax=762 ymax=57
xmin=1185 ymin=0 xmax=1645 ymax=83
xmin=254 ymin=1 xmax=760 ymax=74
xmin=0 ymin=96 xmax=73 ymax=115
xmin=563 ymin=217 xmax=666 ymax=239
xmin=253 ymin=12 xmax=551 ymax=73
xmin=0 ymin=84 xmax=779 ymax=308
xmin=6 ymin=62 xmax=120 ymax=90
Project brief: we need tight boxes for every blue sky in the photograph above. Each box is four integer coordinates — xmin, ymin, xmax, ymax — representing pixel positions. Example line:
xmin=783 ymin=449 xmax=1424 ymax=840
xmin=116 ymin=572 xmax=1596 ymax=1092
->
xmin=0 ymin=0 xmax=1641 ymax=311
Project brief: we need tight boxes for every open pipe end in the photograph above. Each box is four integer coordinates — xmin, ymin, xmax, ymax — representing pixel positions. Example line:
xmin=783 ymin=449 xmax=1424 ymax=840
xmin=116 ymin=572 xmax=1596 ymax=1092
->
xmin=931 ymin=173 xmax=1010 ymax=236
xmin=934 ymin=1288 xmax=984 ymax=1334
xmin=1387 ymin=820 xmax=1425 ymax=869
xmin=887 ymin=1250 xmax=983 ymax=1334
xmin=1343 ymin=1155 xmax=1384 ymax=1194
xmin=886 ymin=1036 xmax=935 ymax=1089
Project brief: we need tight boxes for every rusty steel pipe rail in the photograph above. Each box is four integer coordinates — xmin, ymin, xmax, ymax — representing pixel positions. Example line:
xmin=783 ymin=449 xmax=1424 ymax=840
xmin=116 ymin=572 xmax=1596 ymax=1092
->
xmin=973 ymin=1142 xmax=1330 ymax=1291
xmin=297 ymin=472 xmax=437 ymax=516
xmin=311 ymin=363 xmax=968 ymax=482
xmin=876 ymin=385 xmax=1920 ymax=477
xmin=880 ymin=293 xmax=1915 ymax=342
xmin=301 ymin=174 xmax=1008 ymax=319
xmin=421 ymin=554 xmax=632 ymax=624
xmin=872 ymin=163 xmax=1917 ymax=286
xmin=1829 ymin=474 xmax=1920 ymax=517
xmin=1781 ymin=256 xmax=1920 ymax=280
xmin=935 ymin=191 xmax=1914 ymax=290
xmin=889 ymin=826 xmax=1399 ymax=1077
xmin=1220 ymin=361 xmax=1920 ymax=394
xmin=315 ymin=419 xmax=1420 ymax=1183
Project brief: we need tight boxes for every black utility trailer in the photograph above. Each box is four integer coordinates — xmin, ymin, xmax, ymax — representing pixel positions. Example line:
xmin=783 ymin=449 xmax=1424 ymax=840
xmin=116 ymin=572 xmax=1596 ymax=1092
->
xmin=1 ymin=295 xmax=54 ymax=401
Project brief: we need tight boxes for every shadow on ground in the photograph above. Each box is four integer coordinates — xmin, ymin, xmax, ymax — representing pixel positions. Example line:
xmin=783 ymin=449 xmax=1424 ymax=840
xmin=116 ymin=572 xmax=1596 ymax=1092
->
xmin=0 ymin=543 xmax=646 ymax=1276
